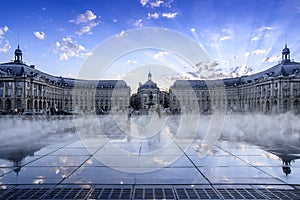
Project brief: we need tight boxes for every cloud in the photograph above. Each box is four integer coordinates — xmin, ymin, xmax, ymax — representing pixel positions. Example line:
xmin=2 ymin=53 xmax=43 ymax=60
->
xmin=116 ymin=30 xmax=125 ymax=38
xmin=140 ymin=0 xmax=148 ymax=6
xmin=153 ymin=51 xmax=171 ymax=60
xmin=263 ymin=55 xmax=280 ymax=63
xmin=0 ymin=26 xmax=9 ymax=38
xmin=70 ymin=10 xmax=97 ymax=24
xmin=147 ymin=12 xmax=159 ymax=19
xmin=70 ymin=10 xmax=99 ymax=36
xmin=252 ymin=49 xmax=267 ymax=55
xmin=249 ymin=26 xmax=273 ymax=43
xmin=125 ymin=59 xmax=137 ymax=65
xmin=0 ymin=40 xmax=11 ymax=53
xmin=250 ymin=36 xmax=259 ymax=42
xmin=0 ymin=26 xmax=10 ymax=53
xmin=141 ymin=0 xmax=164 ymax=8
xmin=59 ymin=52 xmax=68 ymax=61
xmin=75 ymin=22 xmax=98 ymax=36
xmin=134 ymin=19 xmax=143 ymax=27
xmin=219 ymin=36 xmax=231 ymax=41
xmin=228 ymin=65 xmax=253 ymax=77
xmin=33 ymin=31 xmax=45 ymax=40
xmin=162 ymin=12 xmax=178 ymax=18
xmin=244 ymin=52 xmax=250 ymax=58
xmin=55 ymin=37 xmax=90 ymax=60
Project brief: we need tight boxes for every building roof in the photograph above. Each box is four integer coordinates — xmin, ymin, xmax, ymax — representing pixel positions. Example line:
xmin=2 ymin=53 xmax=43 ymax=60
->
xmin=0 ymin=55 xmax=129 ymax=89
xmin=171 ymin=45 xmax=300 ymax=89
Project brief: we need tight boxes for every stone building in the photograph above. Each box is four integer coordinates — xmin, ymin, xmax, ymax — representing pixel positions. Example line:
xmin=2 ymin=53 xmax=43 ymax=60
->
xmin=169 ymin=45 xmax=300 ymax=114
xmin=0 ymin=45 xmax=130 ymax=114
xmin=130 ymin=71 xmax=162 ymax=111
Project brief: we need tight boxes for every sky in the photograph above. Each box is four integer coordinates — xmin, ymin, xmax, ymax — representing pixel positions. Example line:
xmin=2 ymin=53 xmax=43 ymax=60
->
xmin=1 ymin=0 xmax=300 ymax=91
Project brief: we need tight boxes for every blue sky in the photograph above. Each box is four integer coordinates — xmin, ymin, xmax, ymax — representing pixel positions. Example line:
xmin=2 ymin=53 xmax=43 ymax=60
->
xmin=1 ymin=0 xmax=300 ymax=85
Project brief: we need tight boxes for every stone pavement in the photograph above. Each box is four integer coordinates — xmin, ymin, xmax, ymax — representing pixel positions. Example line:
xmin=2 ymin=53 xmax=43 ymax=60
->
xmin=0 ymin=135 xmax=300 ymax=199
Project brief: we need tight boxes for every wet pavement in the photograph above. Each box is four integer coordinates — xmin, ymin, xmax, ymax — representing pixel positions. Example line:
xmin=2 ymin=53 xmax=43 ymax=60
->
xmin=0 ymin=116 xmax=300 ymax=199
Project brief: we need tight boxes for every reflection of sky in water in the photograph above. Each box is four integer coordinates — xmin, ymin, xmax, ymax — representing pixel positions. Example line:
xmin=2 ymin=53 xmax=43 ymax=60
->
xmin=0 ymin=114 xmax=299 ymax=186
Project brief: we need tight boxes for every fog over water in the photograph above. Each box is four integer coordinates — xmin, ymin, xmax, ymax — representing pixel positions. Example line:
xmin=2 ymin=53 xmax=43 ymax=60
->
xmin=0 ymin=113 xmax=299 ymax=148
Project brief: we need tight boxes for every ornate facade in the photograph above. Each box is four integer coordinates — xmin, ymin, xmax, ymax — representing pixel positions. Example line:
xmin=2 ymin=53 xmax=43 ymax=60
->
xmin=0 ymin=46 xmax=130 ymax=114
xmin=169 ymin=45 xmax=300 ymax=114
xmin=130 ymin=71 xmax=162 ymax=111
xmin=1 ymin=44 xmax=300 ymax=115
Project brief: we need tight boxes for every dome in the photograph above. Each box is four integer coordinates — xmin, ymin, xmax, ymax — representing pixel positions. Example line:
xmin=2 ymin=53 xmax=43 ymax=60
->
xmin=138 ymin=80 xmax=158 ymax=90
xmin=282 ymin=44 xmax=290 ymax=54
xmin=15 ymin=48 xmax=22 ymax=54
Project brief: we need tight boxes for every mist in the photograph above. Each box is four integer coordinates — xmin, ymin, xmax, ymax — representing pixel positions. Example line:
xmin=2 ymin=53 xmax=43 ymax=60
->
xmin=0 ymin=113 xmax=299 ymax=149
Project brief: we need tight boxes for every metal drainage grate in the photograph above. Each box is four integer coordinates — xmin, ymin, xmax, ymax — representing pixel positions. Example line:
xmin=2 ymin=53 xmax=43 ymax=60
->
xmin=133 ymin=187 xmax=175 ymax=199
xmin=89 ymin=188 xmax=132 ymax=199
xmin=1 ymin=186 xmax=300 ymax=199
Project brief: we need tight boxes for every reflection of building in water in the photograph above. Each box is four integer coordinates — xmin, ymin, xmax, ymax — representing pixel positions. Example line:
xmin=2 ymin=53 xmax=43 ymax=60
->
xmin=266 ymin=148 xmax=300 ymax=176
xmin=130 ymin=71 xmax=162 ymax=111
xmin=0 ymin=45 xmax=130 ymax=114
xmin=170 ymin=45 xmax=300 ymax=114
xmin=0 ymin=144 xmax=44 ymax=175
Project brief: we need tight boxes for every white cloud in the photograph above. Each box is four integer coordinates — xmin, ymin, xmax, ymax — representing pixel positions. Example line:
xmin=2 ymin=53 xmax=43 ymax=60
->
xmin=0 ymin=40 xmax=11 ymax=53
xmin=113 ymin=19 xmax=118 ymax=23
xmin=162 ymin=12 xmax=178 ymax=19
xmin=0 ymin=26 xmax=10 ymax=53
xmin=140 ymin=0 xmax=148 ymax=6
xmin=244 ymin=52 xmax=250 ymax=58
xmin=141 ymin=0 xmax=164 ymax=8
xmin=251 ymin=36 xmax=259 ymax=42
xmin=0 ymin=26 xmax=9 ymax=38
xmin=221 ymin=28 xmax=233 ymax=35
xmin=149 ymin=0 xmax=164 ymax=8
xmin=125 ymin=59 xmax=137 ymax=65
xmin=70 ymin=10 xmax=99 ymax=36
xmin=116 ymin=30 xmax=125 ymax=38
xmin=3 ymin=26 xmax=8 ymax=33
xmin=134 ymin=19 xmax=143 ymax=27
xmin=55 ymin=37 xmax=89 ymax=60
xmin=228 ymin=65 xmax=253 ymax=77
xmin=263 ymin=55 xmax=280 ymax=63
xmin=252 ymin=49 xmax=267 ymax=55
xmin=219 ymin=36 xmax=231 ymax=41
xmin=153 ymin=51 xmax=171 ymax=60
xmin=147 ymin=12 xmax=159 ymax=19
xmin=55 ymin=41 xmax=61 ymax=48
xmin=59 ymin=52 xmax=68 ymax=61
xmin=70 ymin=10 xmax=97 ymax=24
xmin=75 ymin=22 xmax=98 ymax=36
xmin=33 ymin=31 xmax=45 ymax=40
xmin=249 ymin=26 xmax=273 ymax=43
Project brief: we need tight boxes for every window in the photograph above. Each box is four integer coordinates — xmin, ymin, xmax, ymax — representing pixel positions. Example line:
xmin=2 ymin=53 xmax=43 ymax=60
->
xmin=293 ymin=82 xmax=299 ymax=87
xmin=7 ymin=88 xmax=12 ymax=96
xmin=17 ymin=89 xmax=22 ymax=96
xmin=293 ymin=89 xmax=298 ymax=97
